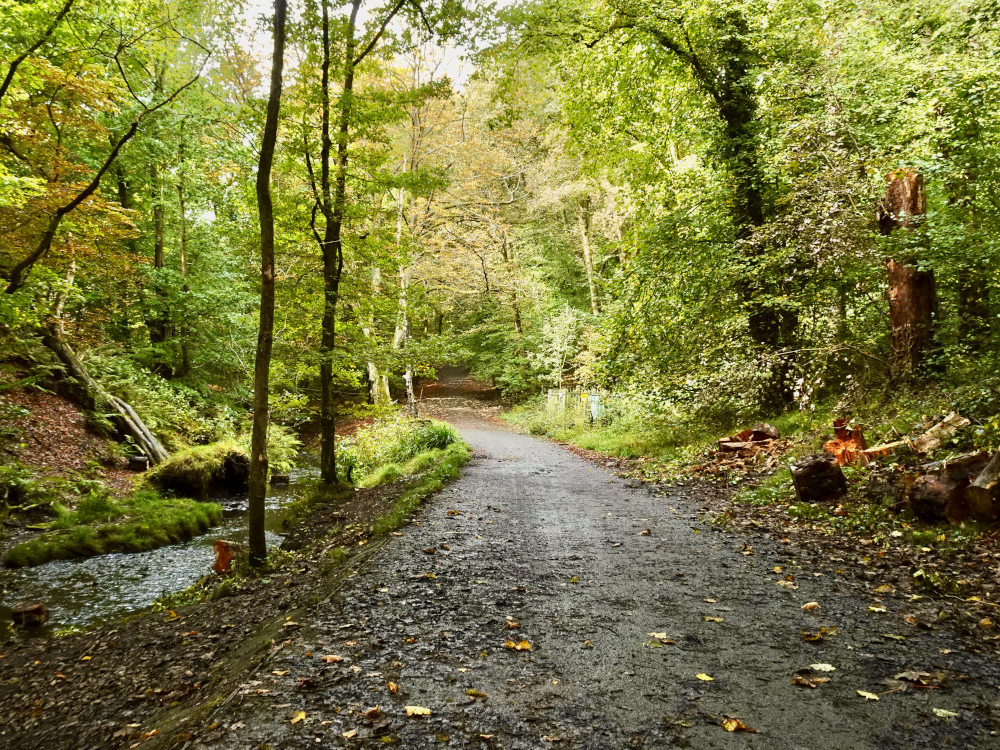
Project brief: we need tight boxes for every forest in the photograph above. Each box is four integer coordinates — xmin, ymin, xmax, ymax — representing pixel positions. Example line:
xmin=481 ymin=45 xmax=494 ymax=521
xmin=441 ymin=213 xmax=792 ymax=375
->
xmin=3 ymin=0 xmax=1000 ymax=746
xmin=0 ymin=0 xmax=999 ymax=548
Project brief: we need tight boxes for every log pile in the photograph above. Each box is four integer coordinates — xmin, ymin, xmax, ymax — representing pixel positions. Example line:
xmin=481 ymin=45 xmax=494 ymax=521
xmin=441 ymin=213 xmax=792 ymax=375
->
xmin=691 ymin=423 xmax=788 ymax=476
xmin=815 ymin=414 xmax=1000 ymax=523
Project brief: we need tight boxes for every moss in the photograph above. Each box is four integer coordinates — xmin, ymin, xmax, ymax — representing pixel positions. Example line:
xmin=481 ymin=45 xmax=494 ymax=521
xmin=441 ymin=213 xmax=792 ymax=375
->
xmin=144 ymin=441 xmax=249 ymax=499
xmin=3 ymin=490 xmax=222 ymax=567
xmin=359 ymin=463 xmax=404 ymax=488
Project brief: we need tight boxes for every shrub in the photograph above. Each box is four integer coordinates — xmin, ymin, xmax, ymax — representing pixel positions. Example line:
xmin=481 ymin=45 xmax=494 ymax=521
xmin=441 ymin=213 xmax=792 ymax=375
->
xmin=338 ymin=415 xmax=459 ymax=481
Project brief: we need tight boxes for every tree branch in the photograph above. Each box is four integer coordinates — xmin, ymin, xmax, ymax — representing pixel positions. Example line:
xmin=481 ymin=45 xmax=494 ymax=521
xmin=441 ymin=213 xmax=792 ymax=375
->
xmin=0 ymin=0 xmax=77 ymax=109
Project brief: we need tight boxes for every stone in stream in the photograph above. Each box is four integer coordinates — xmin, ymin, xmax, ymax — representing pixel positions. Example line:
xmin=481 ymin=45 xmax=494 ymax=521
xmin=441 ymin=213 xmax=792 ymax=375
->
xmin=11 ymin=602 xmax=47 ymax=627
xmin=269 ymin=473 xmax=290 ymax=486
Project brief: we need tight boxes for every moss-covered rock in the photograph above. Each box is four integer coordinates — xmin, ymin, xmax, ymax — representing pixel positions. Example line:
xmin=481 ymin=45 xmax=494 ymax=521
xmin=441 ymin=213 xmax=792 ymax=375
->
xmin=145 ymin=442 xmax=249 ymax=499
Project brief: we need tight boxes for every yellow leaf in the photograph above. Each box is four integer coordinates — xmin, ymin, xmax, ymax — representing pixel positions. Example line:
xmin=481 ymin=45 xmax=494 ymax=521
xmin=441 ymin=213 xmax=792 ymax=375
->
xmin=810 ymin=663 xmax=836 ymax=672
xmin=570 ymin=576 xmax=579 ymax=583
xmin=291 ymin=710 xmax=307 ymax=724
xmin=80 ymin=655 xmax=92 ymax=661
xmin=272 ymin=670 xmax=289 ymax=676
xmin=932 ymin=708 xmax=959 ymax=718
xmin=721 ymin=717 xmax=757 ymax=733
xmin=801 ymin=602 xmax=821 ymax=611
xmin=387 ymin=681 xmax=398 ymax=694
xmin=868 ymin=606 xmax=887 ymax=613
xmin=405 ymin=705 xmax=432 ymax=717
xmin=696 ymin=673 xmax=714 ymax=681
xmin=322 ymin=655 xmax=343 ymax=663
xmin=857 ymin=691 xmax=880 ymax=701
xmin=703 ymin=616 xmax=724 ymax=623
xmin=343 ymin=729 xmax=359 ymax=738
xmin=874 ymin=584 xmax=893 ymax=594
xmin=647 ymin=632 xmax=675 ymax=644
xmin=505 ymin=640 xmax=531 ymax=651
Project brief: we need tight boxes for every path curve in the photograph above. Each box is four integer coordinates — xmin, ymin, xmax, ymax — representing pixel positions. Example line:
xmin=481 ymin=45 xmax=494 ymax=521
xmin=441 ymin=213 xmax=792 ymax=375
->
xmin=195 ymin=409 xmax=1000 ymax=748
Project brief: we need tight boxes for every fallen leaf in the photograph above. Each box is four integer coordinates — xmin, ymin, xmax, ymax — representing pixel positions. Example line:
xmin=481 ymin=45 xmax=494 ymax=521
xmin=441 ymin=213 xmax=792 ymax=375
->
xmin=932 ymin=708 xmax=959 ymax=718
xmin=777 ymin=580 xmax=798 ymax=590
xmin=703 ymin=616 xmax=724 ymax=623
xmin=569 ymin=576 xmax=579 ymax=584
xmin=696 ymin=673 xmax=715 ymax=681
xmin=272 ymin=670 xmax=289 ymax=676
xmin=542 ymin=736 xmax=564 ymax=742
xmin=139 ymin=729 xmax=159 ymax=739
xmin=801 ymin=602 xmax=821 ymax=611
xmin=638 ymin=529 xmax=651 ymax=536
xmin=721 ymin=717 xmax=757 ymax=733
xmin=882 ymin=633 xmax=906 ymax=641
xmin=387 ymin=681 xmax=398 ymax=694
xmin=479 ymin=734 xmax=494 ymax=740
xmin=810 ymin=663 xmax=837 ymax=672
xmin=703 ymin=598 xmax=717 ymax=603
xmin=647 ymin=632 xmax=675 ymax=644
xmin=405 ymin=705 xmax=432 ymax=717
xmin=80 ymin=655 xmax=91 ymax=661
xmin=857 ymin=691 xmax=880 ymax=701
xmin=980 ymin=618 xmax=994 ymax=628
xmin=343 ymin=729 xmax=358 ymax=738
xmin=874 ymin=584 xmax=893 ymax=594
xmin=290 ymin=711 xmax=307 ymax=724
xmin=504 ymin=640 xmax=532 ymax=651
xmin=868 ymin=606 xmax=887 ymax=613
xmin=322 ymin=655 xmax=343 ymax=663
xmin=801 ymin=626 xmax=837 ymax=642
xmin=467 ymin=689 xmax=488 ymax=699
xmin=505 ymin=621 xmax=521 ymax=629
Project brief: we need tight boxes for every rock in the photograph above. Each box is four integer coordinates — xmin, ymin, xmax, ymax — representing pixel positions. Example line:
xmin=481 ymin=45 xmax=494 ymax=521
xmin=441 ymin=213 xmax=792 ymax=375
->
xmin=269 ymin=473 xmax=290 ymax=486
xmin=791 ymin=455 xmax=847 ymax=503
xmin=11 ymin=602 xmax=47 ymax=627
xmin=966 ymin=452 xmax=1000 ymax=521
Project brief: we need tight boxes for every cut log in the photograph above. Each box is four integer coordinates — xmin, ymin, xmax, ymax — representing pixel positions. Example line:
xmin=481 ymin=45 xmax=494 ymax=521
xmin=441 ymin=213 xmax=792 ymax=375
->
xmin=750 ymin=423 xmax=780 ymax=441
xmin=911 ymin=412 xmax=970 ymax=454
xmin=791 ymin=455 xmax=848 ymax=503
xmin=966 ymin=452 xmax=1000 ymax=521
xmin=11 ymin=602 xmax=47 ymax=627
xmin=128 ymin=455 xmax=150 ymax=472
xmin=918 ymin=452 xmax=991 ymax=483
xmin=910 ymin=474 xmax=968 ymax=523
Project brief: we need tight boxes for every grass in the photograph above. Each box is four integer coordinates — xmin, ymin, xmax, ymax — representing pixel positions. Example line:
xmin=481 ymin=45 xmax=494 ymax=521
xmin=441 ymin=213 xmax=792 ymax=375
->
xmin=4 ymin=489 xmax=222 ymax=568
xmin=144 ymin=441 xmax=249 ymax=499
xmin=356 ymin=447 xmax=453 ymax=489
xmin=339 ymin=416 xmax=461 ymax=482
xmin=370 ymin=442 xmax=471 ymax=537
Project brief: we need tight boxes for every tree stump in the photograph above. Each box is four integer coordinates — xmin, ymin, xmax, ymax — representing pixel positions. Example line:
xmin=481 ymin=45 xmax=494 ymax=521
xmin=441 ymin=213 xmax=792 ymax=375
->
xmin=910 ymin=474 xmax=968 ymax=523
xmin=11 ymin=602 xmax=47 ymax=628
xmin=791 ymin=455 xmax=847 ymax=503
xmin=966 ymin=452 xmax=1000 ymax=521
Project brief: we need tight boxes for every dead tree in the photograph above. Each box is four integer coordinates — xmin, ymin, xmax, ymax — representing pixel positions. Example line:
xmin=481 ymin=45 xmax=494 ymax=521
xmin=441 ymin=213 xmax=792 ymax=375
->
xmin=877 ymin=169 xmax=938 ymax=381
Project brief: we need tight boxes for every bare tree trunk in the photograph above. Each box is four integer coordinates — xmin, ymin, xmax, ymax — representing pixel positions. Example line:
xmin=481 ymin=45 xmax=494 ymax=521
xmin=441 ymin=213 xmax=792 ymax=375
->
xmin=248 ymin=0 xmax=287 ymax=566
xmin=878 ymin=169 xmax=937 ymax=381
xmin=577 ymin=198 xmax=600 ymax=315
xmin=363 ymin=267 xmax=392 ymax=405
xmin=176 ymin=124 xmax=191 ymax=377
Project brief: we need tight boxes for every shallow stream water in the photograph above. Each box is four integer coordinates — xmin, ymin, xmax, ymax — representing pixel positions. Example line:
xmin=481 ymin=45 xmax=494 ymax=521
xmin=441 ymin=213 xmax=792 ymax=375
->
xmin=0 ymin=473 xmax=309 ymax=642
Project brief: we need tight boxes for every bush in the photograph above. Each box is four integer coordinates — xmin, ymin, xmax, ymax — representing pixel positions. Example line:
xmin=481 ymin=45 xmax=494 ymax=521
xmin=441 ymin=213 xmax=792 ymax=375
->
xmin=338 ymin=415 xmax=460 ymax=482
xmin=144 ymin=441 xmax=249 ymax=499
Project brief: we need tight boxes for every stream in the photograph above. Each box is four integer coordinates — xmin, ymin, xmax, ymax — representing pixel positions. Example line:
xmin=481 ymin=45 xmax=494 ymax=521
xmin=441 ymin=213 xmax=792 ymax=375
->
xmin=0 ymin=473 xmax=310 ymax=643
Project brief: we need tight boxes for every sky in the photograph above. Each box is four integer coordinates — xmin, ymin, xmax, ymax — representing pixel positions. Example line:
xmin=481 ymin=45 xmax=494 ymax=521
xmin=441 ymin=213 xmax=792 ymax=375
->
xmin=238 ymin=0 xmax=521 ymax=88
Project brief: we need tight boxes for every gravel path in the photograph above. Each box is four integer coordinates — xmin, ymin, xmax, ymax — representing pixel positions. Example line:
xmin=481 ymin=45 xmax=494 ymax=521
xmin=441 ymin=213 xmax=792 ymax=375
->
xmin=193 ymin=410 xmax=1000 ymax=749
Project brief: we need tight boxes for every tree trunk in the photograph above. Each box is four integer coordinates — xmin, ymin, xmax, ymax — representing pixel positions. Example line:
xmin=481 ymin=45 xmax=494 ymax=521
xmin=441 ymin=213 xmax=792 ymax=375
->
xmin=176 ymin=126 xmax=191 ymax=377
xmin=248 ymin=0 xmax=287 ymax=565
xmin=577 ymin=198 xmax=600 ymax=315
xmin=966 ymin=451 xmax=1000 ymax=521
xmin=879 ymin=169 xmax=937 ymax=382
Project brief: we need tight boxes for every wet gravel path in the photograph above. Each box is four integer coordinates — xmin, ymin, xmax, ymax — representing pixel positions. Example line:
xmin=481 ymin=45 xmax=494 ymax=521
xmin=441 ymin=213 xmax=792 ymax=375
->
xmin=193 ymin=414 xmax=1000 ymax=748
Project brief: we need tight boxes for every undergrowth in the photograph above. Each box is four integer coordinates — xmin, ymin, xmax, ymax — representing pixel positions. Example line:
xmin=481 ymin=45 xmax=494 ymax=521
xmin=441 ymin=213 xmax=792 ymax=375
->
xmin=4 ymin=489 xmax=221 ymax=567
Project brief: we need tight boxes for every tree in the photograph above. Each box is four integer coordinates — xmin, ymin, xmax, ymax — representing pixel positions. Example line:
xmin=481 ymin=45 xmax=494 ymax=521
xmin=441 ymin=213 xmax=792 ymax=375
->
xmin=248 ymin=0 xmax=288 ymax=565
